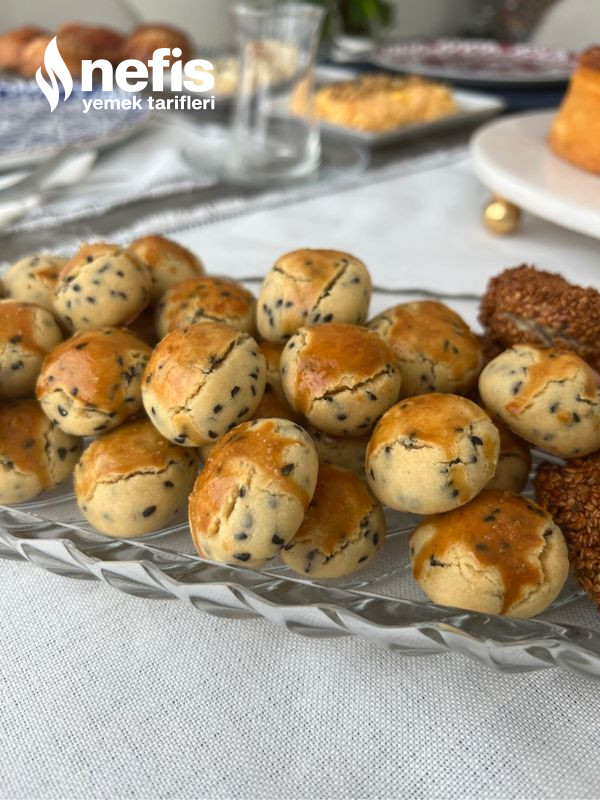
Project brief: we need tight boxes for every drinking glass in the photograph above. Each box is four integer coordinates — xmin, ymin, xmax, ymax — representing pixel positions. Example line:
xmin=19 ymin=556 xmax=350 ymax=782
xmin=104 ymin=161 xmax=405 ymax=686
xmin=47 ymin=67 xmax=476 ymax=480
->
xmin=228 ymin=2 xmax=325 ymax=183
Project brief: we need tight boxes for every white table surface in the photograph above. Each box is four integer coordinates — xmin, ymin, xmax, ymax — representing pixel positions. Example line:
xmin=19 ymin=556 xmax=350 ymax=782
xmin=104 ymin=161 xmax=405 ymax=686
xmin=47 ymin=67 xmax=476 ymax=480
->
xmin=2 ymin=157 xmax=600 ymax=800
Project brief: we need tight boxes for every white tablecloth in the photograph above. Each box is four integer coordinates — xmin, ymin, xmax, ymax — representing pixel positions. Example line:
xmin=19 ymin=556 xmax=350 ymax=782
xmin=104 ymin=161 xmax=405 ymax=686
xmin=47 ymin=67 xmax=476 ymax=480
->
xmin=2 ymin=158 xmax=600 ymax=800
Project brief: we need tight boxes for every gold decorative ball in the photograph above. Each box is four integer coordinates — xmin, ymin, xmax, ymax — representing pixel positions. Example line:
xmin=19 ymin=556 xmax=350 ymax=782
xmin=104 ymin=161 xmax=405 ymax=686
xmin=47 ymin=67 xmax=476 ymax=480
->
xmin=483 ymin=197 xmax=521 ymax=235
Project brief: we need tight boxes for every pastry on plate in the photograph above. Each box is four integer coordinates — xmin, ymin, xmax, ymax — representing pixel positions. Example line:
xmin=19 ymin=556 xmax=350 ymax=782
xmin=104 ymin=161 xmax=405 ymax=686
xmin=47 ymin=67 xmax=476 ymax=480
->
xmin=257 ymin=249 xmax=371 ymax=343
xmin=369 ymin=300 xmax=483 ymax=397
xmin=479 ymin=265 xmax=600 ymax=372
xmin=315 ymin=74 xmax=456 ymax=133
xmin=2 ymin=254 xmax=66 ymax=313
xmin=121 ymin=23 xmax=192 ymax=66
xmin=0 ymin=25 xmax=47 ymax=71
xmin=409 ymin=489 xmax=569 ymax=618
xmin=535 ymin=451 xmax=600 ymax=609
xmin=280 ymin=323 xmax=401 ymax=436
xmin=36 ymin=327 xmax=152 ymax=436
xmin=54 ymin=243 xmax=151 ymax=331
xmin=0 ymin=399 xmax=81 ymax=504
xmin=128 ymin=235 xmax=204 ymax=303
xmin=74 ymin=418 xmax=198 ymax=537
xmin=189 ymin=418 xmax=318 ymax=567
xmin=0 ymin=300 xmax=63 ymax=399
xmin=479 ymin=345 xmax=600 ymax=458
xmin=282 ymin=463 xmax=385 ymax=578
xmin=366 ymin=393 xmax=499 ymax=514
xmin=142 ymin=322 xmax=266 ymax=446
xmin=155 ymin=277 xmax=256 ymax=339
xmin=549 ymin=46 xmax=600 ymax=173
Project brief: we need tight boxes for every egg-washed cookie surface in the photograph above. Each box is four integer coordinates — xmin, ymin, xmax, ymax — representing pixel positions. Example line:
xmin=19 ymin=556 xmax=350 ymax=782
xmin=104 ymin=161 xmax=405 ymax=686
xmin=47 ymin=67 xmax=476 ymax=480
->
xmin=189 ymin=418 xmax=318 ymax=567
xmin=282 ymin=463 xmax=384 ymax=578
xmin=142 ymin=322 xmax=266 ymax=446
xmin=479 ymin=345 xmax=600 ymax=457
xmin=257 ymin=249 xmax=371 ymax=342
xmin=36 ymin=327 xmax=152 ymax=436
xmin=0 ymin=399 xmax=81 ymax=504
xmin=366 ymin=393 xmax=499 ymax=514
xmin=0 ymin=300 xmax=63 ymax=399
xmin=74 ymin=418 xmax=199 ymax=537
xmin=2 ymin=254 xmax=66 ymax=312
xmin=280 ymin=323 xmax=401 ymax=436
xmin=369 ymin=300 xmax=483 ymax=397
xmin=128 ymin=234 xmax=204 ymax=303
xmin=409 ymin=490 xmax=569 ymax=618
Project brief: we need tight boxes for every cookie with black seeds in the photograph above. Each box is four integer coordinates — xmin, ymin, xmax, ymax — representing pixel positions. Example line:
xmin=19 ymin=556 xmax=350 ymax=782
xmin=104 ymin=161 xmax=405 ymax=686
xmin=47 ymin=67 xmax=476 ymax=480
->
xmin=74 ymin=418 xmax=199 ymax=537
xmin=0 ymin=399 xmax=81 ymax=504
xmin=128 ymin=234 xmax=204 ymax=303
xmin=2 ymin=254 xmax=66 ymax=313
xmin=54 ymin=243 xmax=151 ymax=331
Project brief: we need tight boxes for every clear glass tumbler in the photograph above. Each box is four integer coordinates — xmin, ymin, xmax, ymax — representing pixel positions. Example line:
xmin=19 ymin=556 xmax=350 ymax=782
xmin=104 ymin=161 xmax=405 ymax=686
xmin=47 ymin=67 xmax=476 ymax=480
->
xmin=228 ymin=2 xmax=325 ymax=183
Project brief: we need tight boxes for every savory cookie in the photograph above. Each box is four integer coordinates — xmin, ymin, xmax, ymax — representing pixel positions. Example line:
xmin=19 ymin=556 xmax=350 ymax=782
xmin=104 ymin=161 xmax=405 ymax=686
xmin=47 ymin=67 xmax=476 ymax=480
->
xmin=189 ymin=418 xmax=318 ymax=567
xmin=281 ymin=463 xmax=385 ymax=578
xmin=257 ymin=249 xmax=371 ymax=342
xmin=142 ymin=322 xmax=266 ymax=446
xmin=74 ymin=418 xmax=199 ymax=537
xmin=2 ymin=254 xmax=67 ymax=313
xmin=0 ymin=399 xmax=81 ymax=504
xmin=54 ymin=243 xmax=151 ymax=331
xmin=280 ymin=323 xmax=401 ymax=436
xmin=368 ymin=300 xmax=483 ymax=397
xmin=479 ymin=345 xmax=600 ymax=457
xmin=36 ymin=328 xmax=152 ymax=436
xmin=409 ymin=489 xmax=569 ymax=618
xmin=0 ymin=300 xmax=62 ymax=399
xmin=155 ymin=277 xmax=256 ymax=339
xmin=366 ymin=393 xmax=499 ymax=514
xmin=128 ymin=235 xmax=204 ymax=302
xmin=121 ymin=24 xmax=192 ymax=66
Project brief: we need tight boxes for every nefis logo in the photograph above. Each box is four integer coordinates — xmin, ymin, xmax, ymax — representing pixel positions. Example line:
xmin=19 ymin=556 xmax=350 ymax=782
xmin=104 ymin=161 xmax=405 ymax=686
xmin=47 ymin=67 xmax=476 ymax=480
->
xmin=36 ymin=36 xmax=215 ymax=113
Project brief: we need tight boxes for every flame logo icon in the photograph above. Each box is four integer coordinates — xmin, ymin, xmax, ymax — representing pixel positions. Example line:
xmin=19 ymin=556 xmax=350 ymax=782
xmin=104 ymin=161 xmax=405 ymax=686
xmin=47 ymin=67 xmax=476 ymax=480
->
xmin=35 ymin=36 xmax=73 ymax=112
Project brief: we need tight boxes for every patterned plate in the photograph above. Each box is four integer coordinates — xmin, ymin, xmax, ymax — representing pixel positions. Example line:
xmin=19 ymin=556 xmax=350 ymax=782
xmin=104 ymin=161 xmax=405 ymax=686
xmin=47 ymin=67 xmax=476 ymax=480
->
xmin=0 ymin=80 xmax=151 ymax=170
xmin=371 ymin=38 xmax=577 ymax=86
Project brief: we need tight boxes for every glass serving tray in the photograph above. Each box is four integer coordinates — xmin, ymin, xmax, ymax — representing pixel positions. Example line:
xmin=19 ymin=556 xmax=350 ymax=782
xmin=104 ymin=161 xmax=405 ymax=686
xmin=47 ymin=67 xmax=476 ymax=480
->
xmin=2 ymin=286 xmax=599 ymax=680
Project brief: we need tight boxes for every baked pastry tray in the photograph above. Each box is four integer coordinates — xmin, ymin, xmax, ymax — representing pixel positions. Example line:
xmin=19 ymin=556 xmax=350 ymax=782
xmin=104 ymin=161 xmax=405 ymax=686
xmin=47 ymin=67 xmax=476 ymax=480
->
xmin=2 ymin=287 xmax=599 ymax=679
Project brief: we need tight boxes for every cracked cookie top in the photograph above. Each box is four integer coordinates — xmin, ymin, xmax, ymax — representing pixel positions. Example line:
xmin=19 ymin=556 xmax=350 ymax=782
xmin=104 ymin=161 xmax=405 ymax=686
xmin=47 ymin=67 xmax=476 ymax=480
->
xmin=257 ymin=248 xmax=371 ymax=342
xmin=409 ymin=489 xmax=569 ymax=618
xmin=156 ymin=276 xmax=256 ymax=338
xmin=74 ymin=417 xmax=195 ymax=502
xmin=128 ymin=235 xmax=204 ymax=302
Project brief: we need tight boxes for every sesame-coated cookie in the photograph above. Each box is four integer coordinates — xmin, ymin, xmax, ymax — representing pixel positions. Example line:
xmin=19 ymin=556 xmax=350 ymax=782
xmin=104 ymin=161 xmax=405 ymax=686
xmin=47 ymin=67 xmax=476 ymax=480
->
xmin=368 ymin=301 xmax=483 ymax=397
xmin=36 ymin=328 xmax=152 ymax=436
xmin=0 ymin=300 xmax=62 ymax=399
xmin=309 ymin=427 xmax=368 ymax=475
xmin=189 ymin=418 xmax=318 ymax=567
xmin=257 ymin=249 xmax=371 ymax=343
xmin=74 ymin=418 xmax=199 ymax=537
xmin=2 ymin=254 xmax=66 ymax=312
xmin=142 ymin=322 xmax=266 ymax=446
xmin=478 ymin=345 xmax=600 ymax=458
xmin=535 ymin=451 xmax=600 ymax=609
xmin=409 ymin=490 xmax=569 ymax=618
xmin=486 ymin=417 xmax=531 ymax=494
xmin=54 ymin=243 xmax=151 ymax=331
xmin=280 ymin=323 xmax=401 ymax=436
xmin=155 ymin=277 xmax=256 ymax=339
xmin=128 ymin=235 xmax=204 ymax=302
xmin=366 ymin=394 xmax=499 ymax=514
xmin=479 ymin=265 xmax=600 ymax=372
xmin=282 ymin=463 xmax=385 ymax=578
xmin=0 ymin=399 xmax=81 ymax=504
